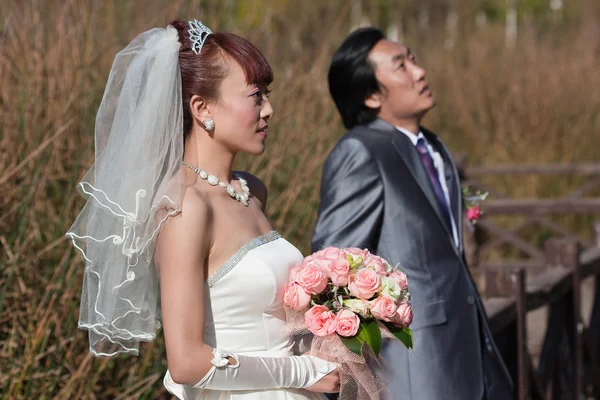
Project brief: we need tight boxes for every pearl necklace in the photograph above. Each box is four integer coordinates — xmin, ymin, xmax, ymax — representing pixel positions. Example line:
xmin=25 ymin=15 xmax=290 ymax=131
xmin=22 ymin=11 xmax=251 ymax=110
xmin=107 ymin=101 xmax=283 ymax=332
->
xmin=183 ymin=162 xmax=251 ymax=206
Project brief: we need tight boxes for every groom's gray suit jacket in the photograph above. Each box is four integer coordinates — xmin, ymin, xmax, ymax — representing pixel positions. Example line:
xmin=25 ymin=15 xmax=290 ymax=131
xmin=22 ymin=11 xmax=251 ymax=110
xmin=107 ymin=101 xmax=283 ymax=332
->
xmin=312 ymin=119 xmax=514 ymax=400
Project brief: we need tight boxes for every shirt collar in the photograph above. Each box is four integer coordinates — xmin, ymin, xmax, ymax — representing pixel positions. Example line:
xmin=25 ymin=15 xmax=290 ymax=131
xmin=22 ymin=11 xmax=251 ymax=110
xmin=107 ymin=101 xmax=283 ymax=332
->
xmin=395 ymin=126 xmax=425 ymax=146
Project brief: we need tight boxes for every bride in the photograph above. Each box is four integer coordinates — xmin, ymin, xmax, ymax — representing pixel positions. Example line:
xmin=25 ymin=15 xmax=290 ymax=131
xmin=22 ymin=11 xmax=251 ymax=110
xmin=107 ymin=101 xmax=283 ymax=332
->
xmin=66 ymin=19 xmax=339 ymax=399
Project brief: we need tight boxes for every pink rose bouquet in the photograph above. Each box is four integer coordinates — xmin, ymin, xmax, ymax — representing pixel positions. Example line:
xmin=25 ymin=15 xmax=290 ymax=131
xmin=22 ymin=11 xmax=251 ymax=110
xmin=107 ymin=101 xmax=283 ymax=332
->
xmin=284 ymin=247 xmax=413 ymax=358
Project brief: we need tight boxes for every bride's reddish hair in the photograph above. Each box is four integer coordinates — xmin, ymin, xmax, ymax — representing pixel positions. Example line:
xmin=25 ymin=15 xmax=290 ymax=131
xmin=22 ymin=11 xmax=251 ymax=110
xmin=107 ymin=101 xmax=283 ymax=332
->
xmin=170 ymin=20 xmax=273 ymax=136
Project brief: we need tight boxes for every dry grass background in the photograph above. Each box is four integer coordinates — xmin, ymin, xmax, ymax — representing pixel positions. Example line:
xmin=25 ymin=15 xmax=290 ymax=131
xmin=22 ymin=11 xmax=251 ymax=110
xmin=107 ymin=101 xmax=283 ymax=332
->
xmin=1 ymin=0 xmax=599 ymax=398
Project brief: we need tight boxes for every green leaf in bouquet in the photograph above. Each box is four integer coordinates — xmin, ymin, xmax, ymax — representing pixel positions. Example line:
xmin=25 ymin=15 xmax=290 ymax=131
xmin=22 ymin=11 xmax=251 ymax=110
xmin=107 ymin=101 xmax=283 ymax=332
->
xmin=340 ymin=320 xmax=382 ymax=357
xmin=346 ymin=254 xmax=363 ymax=269
xmin=359 ymin=319 xmax=382 ymax=356
xmin=387 ymin=325 xmax=413 ymax=349
xmin=339 ymin=335 xmax=363 ymax=356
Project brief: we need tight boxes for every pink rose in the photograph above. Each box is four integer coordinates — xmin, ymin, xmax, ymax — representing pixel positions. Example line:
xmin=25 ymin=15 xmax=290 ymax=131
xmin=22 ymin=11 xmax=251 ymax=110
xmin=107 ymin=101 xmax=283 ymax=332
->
xmin=319 ymin=246 xmax=344 ymax=260
xmin=370 ymin=296 xmax=398 ymax=322
xmin=290 ymin=266 xmax=301 ymax=282
xmin=391 ymin=302 xmax=414 ymax=328
xmin=302 ymin=254 xmax=316 ymax=266
xmin=335 ymin=309 xmax=360 ymax=337
xmin=311 ymin=247 xmax=344 ymax=272
xmin=294 ymin=265 xmax=328 ymax=295
xmin=388 ymin=270 xmax=408 ymax=291
xmin=284 ymin=283 xmax=311 ymax=311
xmin=364 ymin=254 xmax=389 ymax=276
xmin=345 ymin=247 xmax=369 ymax=261
xmin=467 ymin=206 xmax=482 ymax=222
xmin=329 ymin=256 xmax=350 ymax=286
xmin=349 ymin=268 xmax=381 ymax=300
xmin=305 ymin=305 xmax=337 ymax=336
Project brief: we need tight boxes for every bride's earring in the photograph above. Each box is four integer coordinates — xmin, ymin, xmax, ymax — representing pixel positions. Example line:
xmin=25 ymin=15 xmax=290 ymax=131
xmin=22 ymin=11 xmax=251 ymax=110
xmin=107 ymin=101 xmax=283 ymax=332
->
xmin=203 ymin=118 xmax=215 ymax=131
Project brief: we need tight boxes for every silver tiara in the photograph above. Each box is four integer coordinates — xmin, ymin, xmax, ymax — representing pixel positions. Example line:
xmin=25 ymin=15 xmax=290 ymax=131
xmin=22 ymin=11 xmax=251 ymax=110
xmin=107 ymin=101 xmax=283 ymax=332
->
xmin=188 ymin=20 xmax=212 ymax=55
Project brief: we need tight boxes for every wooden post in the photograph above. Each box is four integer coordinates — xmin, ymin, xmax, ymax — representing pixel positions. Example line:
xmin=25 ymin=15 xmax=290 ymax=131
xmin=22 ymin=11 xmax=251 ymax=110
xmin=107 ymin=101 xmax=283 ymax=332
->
xmin=537 ymin=295 xmax=565 ymax=398
xmin=545 ymin=238 xmax=583 ymax=399
xmin=513 ymin=267 xmax=528 ymax=400
xmin=567 ymin=241 xmax=583 ymax=400
xmin=588 ymin=218 xmax=600 ymax=398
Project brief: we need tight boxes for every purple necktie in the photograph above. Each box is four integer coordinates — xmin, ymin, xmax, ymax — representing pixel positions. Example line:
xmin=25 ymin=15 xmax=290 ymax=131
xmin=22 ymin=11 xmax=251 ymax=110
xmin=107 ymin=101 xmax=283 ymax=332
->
xmin=415 ymin=138 xmax=452 ymax=228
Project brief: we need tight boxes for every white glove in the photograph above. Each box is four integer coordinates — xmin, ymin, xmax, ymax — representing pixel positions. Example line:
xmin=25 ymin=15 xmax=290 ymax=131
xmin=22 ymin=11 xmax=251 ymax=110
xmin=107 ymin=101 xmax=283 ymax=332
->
xmin=193 ymin=348 xmax=337 ymax=391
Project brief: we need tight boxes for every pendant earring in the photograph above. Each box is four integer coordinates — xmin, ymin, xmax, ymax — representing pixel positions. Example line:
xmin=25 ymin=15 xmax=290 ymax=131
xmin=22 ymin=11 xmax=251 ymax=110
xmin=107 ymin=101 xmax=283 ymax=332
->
xmin=203 ymin=119 xmax=215 ymax=131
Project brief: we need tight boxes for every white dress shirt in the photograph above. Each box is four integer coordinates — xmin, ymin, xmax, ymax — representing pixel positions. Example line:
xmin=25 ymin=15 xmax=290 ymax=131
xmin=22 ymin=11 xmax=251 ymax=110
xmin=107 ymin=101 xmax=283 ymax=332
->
xmin=395 ymin=126 xmax=459 ymax=247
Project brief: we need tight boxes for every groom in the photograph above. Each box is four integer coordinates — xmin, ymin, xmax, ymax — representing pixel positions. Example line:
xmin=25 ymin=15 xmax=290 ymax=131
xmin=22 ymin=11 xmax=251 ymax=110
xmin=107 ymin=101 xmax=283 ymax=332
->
xmin=312 ymin=28 xmax=514 ymax=400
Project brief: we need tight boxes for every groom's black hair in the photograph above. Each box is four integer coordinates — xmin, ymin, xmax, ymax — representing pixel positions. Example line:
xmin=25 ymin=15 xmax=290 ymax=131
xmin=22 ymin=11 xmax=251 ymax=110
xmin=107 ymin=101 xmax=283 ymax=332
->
xmin=328 ymin=27 xmax=384 ymax=130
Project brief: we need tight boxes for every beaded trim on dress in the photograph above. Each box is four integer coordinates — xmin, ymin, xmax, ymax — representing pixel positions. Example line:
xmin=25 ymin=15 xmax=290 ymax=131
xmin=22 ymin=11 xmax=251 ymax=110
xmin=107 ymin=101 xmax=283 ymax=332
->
xmin=206 ymin=231 xmax=281 ymax=287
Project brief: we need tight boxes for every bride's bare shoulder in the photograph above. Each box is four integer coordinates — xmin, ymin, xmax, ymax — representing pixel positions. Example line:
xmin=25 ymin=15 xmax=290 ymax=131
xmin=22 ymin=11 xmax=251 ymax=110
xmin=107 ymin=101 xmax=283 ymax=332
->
xmin=155 ymin=187 xmax=213 ymax=271
xmin=234 ymin=171 xmax=268 ymax=210
xmin=162 ymin=187 xmax=213 ymax=232
xmin=181 ymin=187 xmax=214 ymax=219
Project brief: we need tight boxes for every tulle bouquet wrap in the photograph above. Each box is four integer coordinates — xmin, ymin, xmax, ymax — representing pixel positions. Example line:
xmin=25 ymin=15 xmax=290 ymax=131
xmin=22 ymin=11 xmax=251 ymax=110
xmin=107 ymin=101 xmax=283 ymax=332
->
xmin=284 ymin=247 xmax=414 ymax=400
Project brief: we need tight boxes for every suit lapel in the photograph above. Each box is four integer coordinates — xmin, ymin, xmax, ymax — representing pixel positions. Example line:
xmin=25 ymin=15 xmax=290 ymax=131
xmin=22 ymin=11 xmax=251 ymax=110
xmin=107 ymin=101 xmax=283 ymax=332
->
xmin=367 ymin=119 xmax=454 ymax=241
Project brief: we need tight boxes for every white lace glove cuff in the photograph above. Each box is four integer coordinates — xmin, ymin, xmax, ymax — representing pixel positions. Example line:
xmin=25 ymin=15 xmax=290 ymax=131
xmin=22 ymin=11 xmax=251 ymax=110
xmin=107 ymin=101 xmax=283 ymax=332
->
xmin=193 ymin=348 xmax=336 ymax=391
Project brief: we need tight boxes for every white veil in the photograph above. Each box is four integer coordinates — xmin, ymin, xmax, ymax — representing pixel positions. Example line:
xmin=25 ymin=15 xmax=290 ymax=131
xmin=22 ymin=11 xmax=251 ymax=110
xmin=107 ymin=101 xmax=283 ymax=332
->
xmin=66 ymin=25 xmax=184 ymax=356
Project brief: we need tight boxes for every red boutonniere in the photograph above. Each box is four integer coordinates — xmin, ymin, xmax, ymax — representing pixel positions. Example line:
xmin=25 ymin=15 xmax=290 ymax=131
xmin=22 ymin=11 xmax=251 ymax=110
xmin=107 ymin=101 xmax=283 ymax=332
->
xmin=462 ymin=186 xmax=488 ymax=224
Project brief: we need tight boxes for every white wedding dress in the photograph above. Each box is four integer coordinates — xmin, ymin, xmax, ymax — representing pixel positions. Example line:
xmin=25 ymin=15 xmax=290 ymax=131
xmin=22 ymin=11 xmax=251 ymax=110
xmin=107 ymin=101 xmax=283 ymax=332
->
xmin=163 ymin=231 xmax=326 ymax=400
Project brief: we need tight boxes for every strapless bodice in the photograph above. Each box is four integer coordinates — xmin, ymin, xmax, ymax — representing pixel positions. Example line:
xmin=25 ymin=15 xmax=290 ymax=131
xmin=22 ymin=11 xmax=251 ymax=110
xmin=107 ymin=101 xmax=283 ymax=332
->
xmin=164 ymin=231 xmax=324 ymax=400
xmin=202 ymin=231 xmax=302 ymax=355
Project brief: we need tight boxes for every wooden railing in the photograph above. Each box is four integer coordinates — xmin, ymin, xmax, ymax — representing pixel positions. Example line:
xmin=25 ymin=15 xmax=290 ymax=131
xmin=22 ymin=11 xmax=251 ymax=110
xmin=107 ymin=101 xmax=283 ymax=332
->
xmin=458 ymin=162 xmax=600 ymax=399
xmin=478 ymin=239 xmax=600 ymax=400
